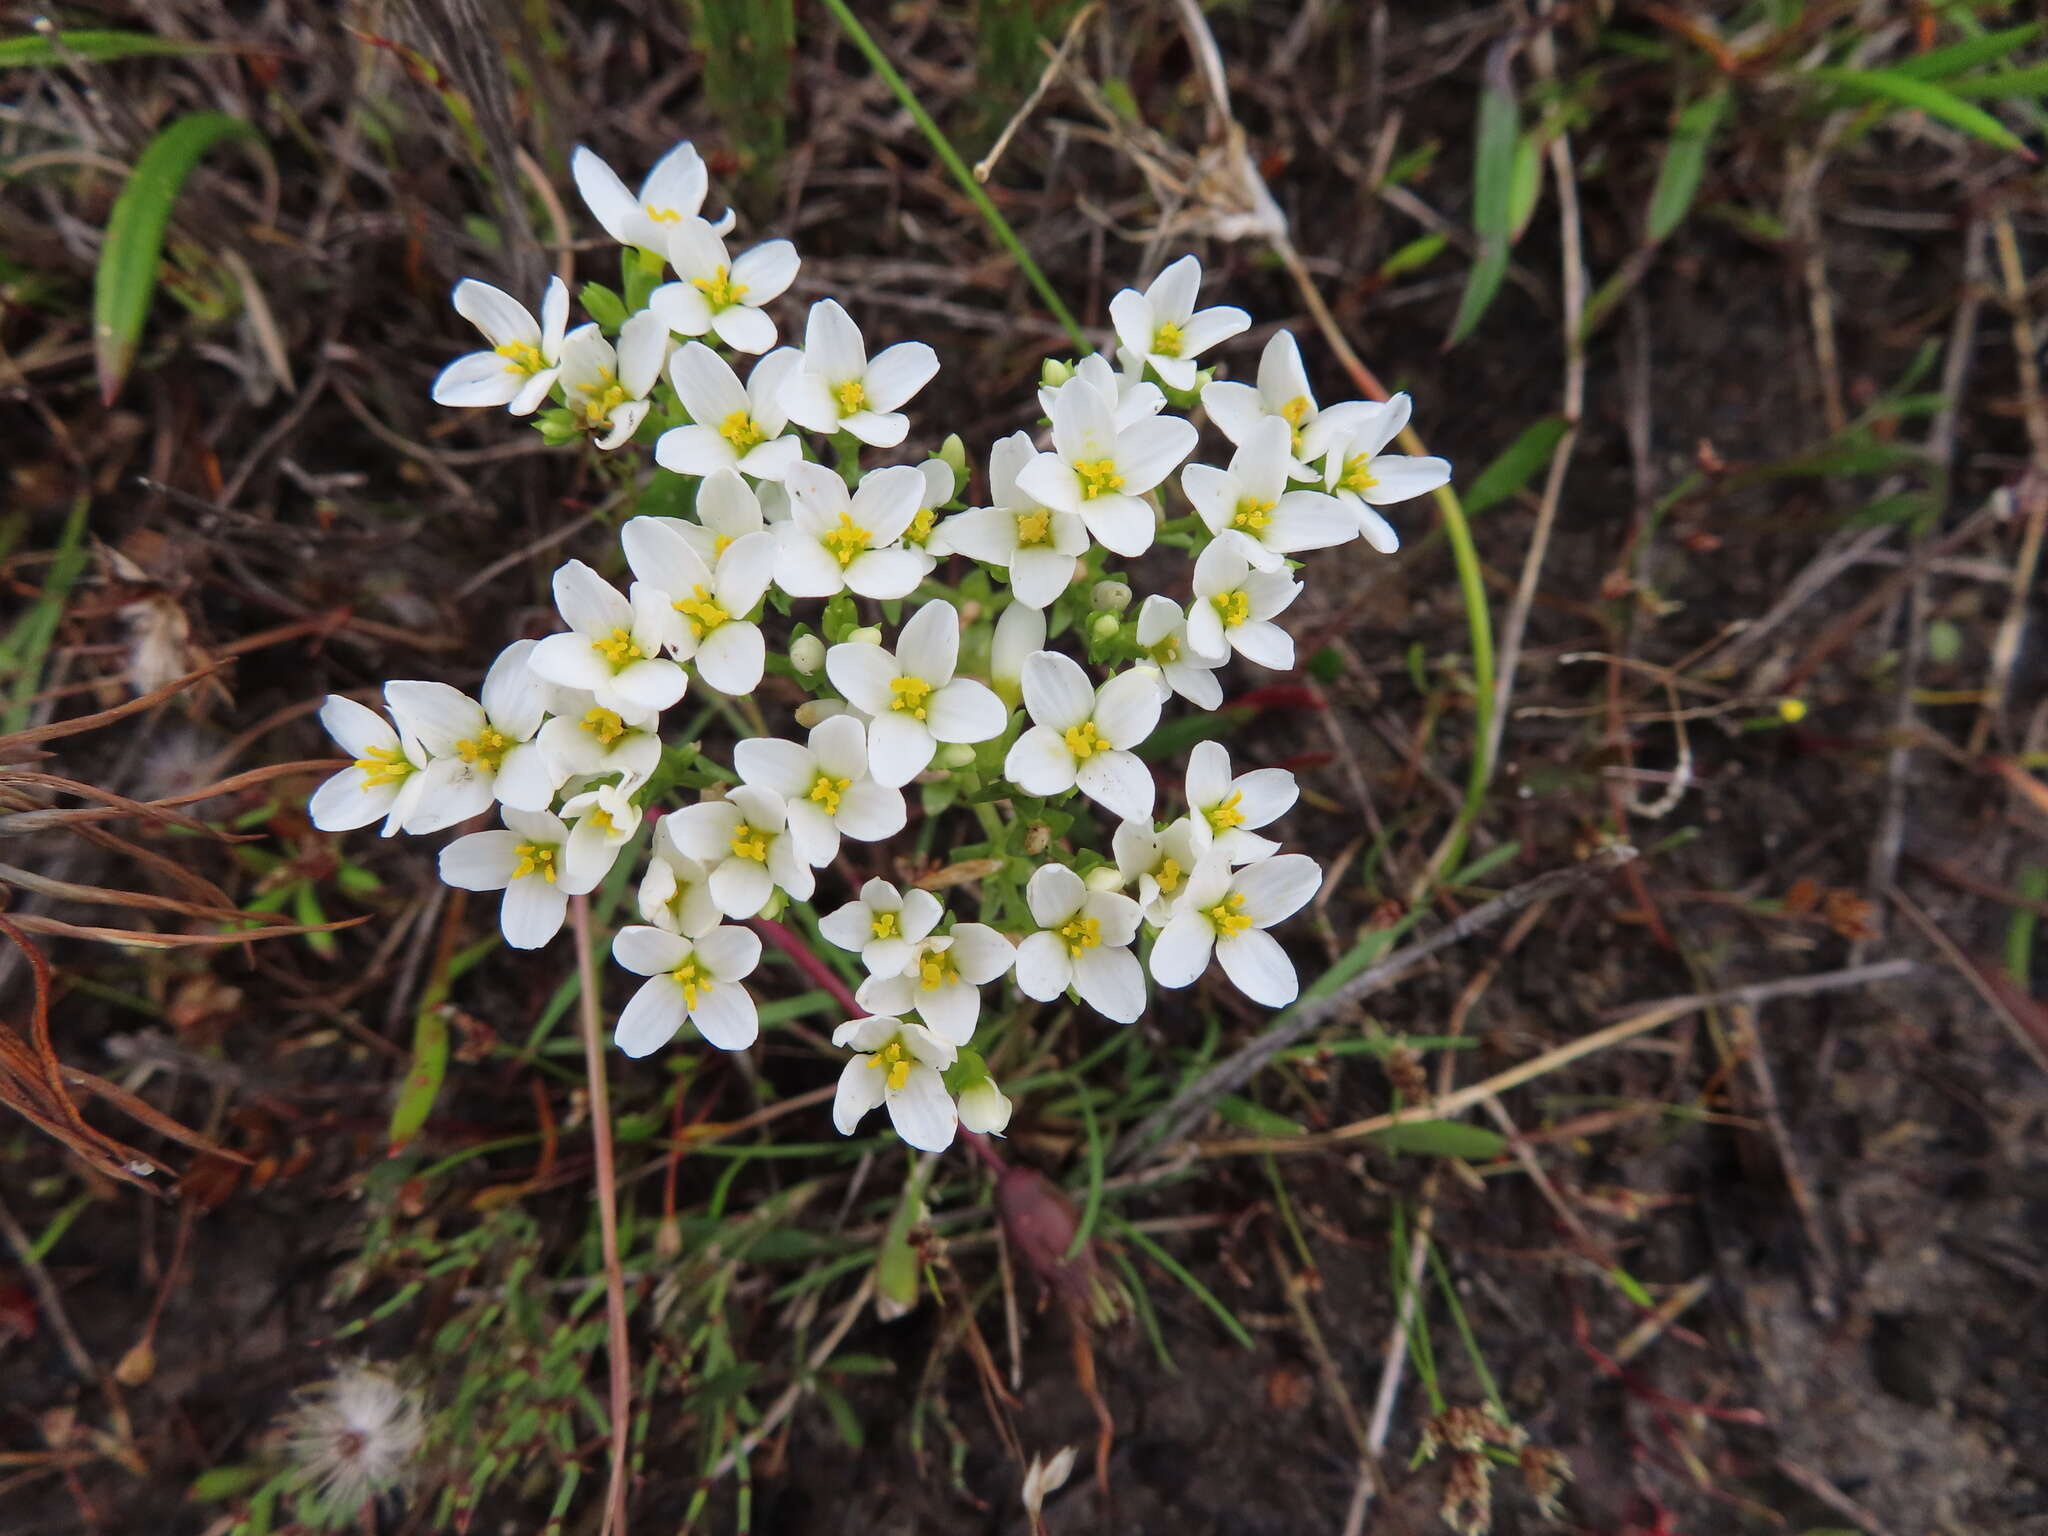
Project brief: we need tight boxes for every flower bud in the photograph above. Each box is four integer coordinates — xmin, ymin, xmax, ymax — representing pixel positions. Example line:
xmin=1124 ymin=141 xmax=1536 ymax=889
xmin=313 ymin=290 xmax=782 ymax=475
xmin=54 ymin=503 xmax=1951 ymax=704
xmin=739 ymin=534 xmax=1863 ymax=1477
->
xmin=1039 ymin=357 xmax=1074 ymax=389
xmin=938 ymin=742 xmax=978 ymax=769
xmin=1084 ymin=866 xmax=1125 ymax=893
xmin=756 ymin=889 xmax=786 ymax=922
xmin=1089 ymin=612 xmax=1122 ymax=644
xmin=794 ymin=699 xmax=850 ymax=729
xmin=938 ymin=432 xmax=968 ymax=482
xmin=958 ymin=1077 xmax=1013 ymax=1136
xmin=846 ymin=625 xmax=883 ymax=647
xmin=990 ymin=602 xmax=1045 ymax=707
xmin=1091 ymin=579 xmax=1132 ymax=614
xmin=789 ymin=634 xmax=825 ymax=675
xmin=1023 ymin=823 xmax=1051 ymax=856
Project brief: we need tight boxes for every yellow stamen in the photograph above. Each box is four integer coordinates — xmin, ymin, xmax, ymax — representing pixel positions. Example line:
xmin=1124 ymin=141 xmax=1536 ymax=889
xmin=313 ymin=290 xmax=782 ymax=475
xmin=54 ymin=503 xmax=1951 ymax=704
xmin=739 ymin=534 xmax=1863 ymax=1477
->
xmin=669 ymin=955 xmax=712 ymax=1009
xmin=718 ymin=409 xmax=764 ymax=451
xmin=352 ymin=745 xmax=412 ymax=788
xmin=582 ymin=707 xmax=628 ymax=746
xmin=870 ymin=910 xmax=899 ymax=940
xmin=918 ymin=949 xmax=959 ymax=991
xmin=1232 ymin=497 xmax=1274 ymax=533
xmin=834 ymin=378 xmax=867 ymax=415
xmin=1151 ymin=319 xmax=1184 ymax=358
xmin=494 ymin=339 xmax=547 ymax=374
xmin=1148 ymin=635 xmax=1181 ymax=666
xmin=906 ymin=507 xmax=937 ymax=547
xmin=674 ymin=584 xmax=731 ymax=638
xmin=1206 ymin=791 xmax=1245 ymax=834
xmin=1074 ymin=458 xmax=1124 ymax=500
xmin=580 ymin=381 xmax=627 ymax=428
xmin=711 ymin=532 xmax=734 ymax=560
xmin=889 ymin=676 xmax=933 ymax=719
xmin=808 ymin=772 xmax=852 ymax=815
xmin=1338 ymin=454 xmax=1378 ymax=495
xmin=822 ymin=512 xmax=870 ymax=568
xmin=645 ymin=204 xmax=683 ymax=224
xmin=1058 ymin=914 xmax=1101 ymax=956
xmin=691 ymin=264 xmax=749 ymax=309
xmin=585 ymin=807 xmax=616 ymax=834
xmin=592 ymin=627 xmax=644 ymax=666
xmin=1063 ymin=720 xmax=1103 ymax=760
xmin=454 ymin=726 xmax=512 ymax=771
xmin=1213 ymin=590 xmax=1251 ymax=629
xmin=1205 ymin=890 xmax=1252 ymax=937
xmin=729 ymin=823 xmax=770 ymax=862
xmin=1155 ymin=857 xmax=1183 ymax=894
xmin=1280 ymin=394 xmax=1314 ymax=454
xmin=871 ymin=1039 xmax=913 ymax=1093
xmin=512 ymin=843 xmax=558 ymax=883
xmin=1015 ymin=509 xmax=1053 ymax=547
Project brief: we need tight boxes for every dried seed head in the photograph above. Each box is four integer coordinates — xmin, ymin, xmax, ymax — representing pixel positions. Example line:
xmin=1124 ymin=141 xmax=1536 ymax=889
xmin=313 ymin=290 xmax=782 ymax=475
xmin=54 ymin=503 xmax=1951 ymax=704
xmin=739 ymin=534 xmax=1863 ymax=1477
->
xmin=1520 ymin=1445 xmax=1572 ymax=1520
xmin=1383 ymin=1043 xmax=1428 ymax=1104
xmin=283 ymin=1363 xmax=425 ymax=1513
xmin=1441 ymin=1451 xmax=1494 ymax=1536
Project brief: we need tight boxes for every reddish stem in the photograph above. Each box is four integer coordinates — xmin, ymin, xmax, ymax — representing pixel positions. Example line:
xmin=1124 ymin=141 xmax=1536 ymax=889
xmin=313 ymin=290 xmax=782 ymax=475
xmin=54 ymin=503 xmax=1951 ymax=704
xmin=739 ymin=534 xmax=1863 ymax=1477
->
xmin=749 ymin=916 xmax=861 ymax=1017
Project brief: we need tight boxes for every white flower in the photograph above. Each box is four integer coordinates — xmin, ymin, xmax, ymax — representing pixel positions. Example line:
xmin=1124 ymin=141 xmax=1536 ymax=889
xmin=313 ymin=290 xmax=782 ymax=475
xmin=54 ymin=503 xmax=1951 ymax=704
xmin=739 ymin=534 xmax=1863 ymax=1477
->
xmin=570 ymin=140 xmax=732 ymax=253
xmin=535 ymin=686 xmax=662 ymax=796
xmin=655 ymin=343 xmax=803 ymax=481
xmin=621 ymin=515 xmax=777 ymax=695
xmin=662 ymin=784 xmax=814 ymax=918
xmin=990 ymin=600 xmax=1045 ymax=706
xmin=1200 ymin=328 xmax=1379 ymax=477
xmin=1016 ymin=374 xmax=1194 ymax=557
xmin=559 ymin=781 xmax=642 ymax=888
xmin=637 ymin=816 xmax=723 ymax=937
xmin=825 ymin=598 xmax=1006 ymax=787
xmin=1321 ymin=393 xmax=1450 ymax=553
xmin=942 ymin=431 xmax=1089 ymax=609
xmin=901 ymin=458 xmax=956 ymax=557
xmin=384 ymin=641 xmax=549 ymax=831
xmin=830 ymin=1015 xmax=958 ymax=1152
xmin=732 ymin=714 xmax=906 ymax=866
xmin=438 ymin=808 xmax=603 ymax=949
xmin=649 ymin=216 xmax=798 ymax=354
xmin=818 ymin=878 xmax=944 ymax=978
xmin=1134 ymin=594 xmax=1226 ymax=710
xmin=1184 ymin=740 xmax=1296 ymax=864
xmin=958 ymin=1075 xmax=1012 ymax=1135
xmin=529 ymin=561 xmax=689 ymax=716
xmin=1013 ymin=865 xmax=1146 ymax=1023
xmin=774 ymin=462 xmax=933 ymax=600
xmin=1004 ymin=652 xmax=1161 ymax=822
xmin=1112 ymin=816 xmax=1207 ymax=924
xmin=781 ymin=298 xmax=938 ymax=447
xmin=1183 ymin=416 xmax=1357 ymax=571
xmin=667 ymin=469 xmax=771 ymax=569
xmin=557 ymin=312 xmax=667 ymax=450
xmin=1039 ymin=353 xmax=1166 ymax=429
xmin=611 ymin=923 xmax=762 ymax=1055
xmin=1148 ymin=853 xmax=1322 ymax=1006
xmin=1185 ymin=538 xmax=1301 ymax=671
xmin=855 ymin=922 xmax=1015 ymax=1044
xmin=1107 ymin=254 xmax=1249 ymax=392
xmin=309 ymin=695 xmax=425 ymax=836
xmin=431 ymin=277 xmax=569 ymax=415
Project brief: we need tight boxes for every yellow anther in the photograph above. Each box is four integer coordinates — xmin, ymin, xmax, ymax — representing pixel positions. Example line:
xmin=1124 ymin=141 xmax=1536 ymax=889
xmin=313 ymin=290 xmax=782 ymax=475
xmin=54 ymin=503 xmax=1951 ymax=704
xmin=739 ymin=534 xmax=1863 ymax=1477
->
xmin=674 ymin=584 xmax=731 ymax=637
xmin=870 ymin=910 xmax=898 ymax=941
xmin=512 ymin=842 xmax=558 ymax=884
xmin=585 ymin=807 xmax=616 ymax=834
xmin=1148 ymin=635 xmax=1181 ymax=666
xmin=1778 ymin=698 xmax=1808 ymax=724
xmin=669 ymin=955 xmax=712 ymax=1010
xmin=691 ymin=264 xmax=749 ymax=309
xmin=872 ymin=1039 xmax=913 ymax=1093
xmin=592 ymin=627 xmax=644 ymax=666
xmin=1073 ymin=458 xmax=1124 ymax=500
xmin=834 ymin=378 xmax=867 ymax=415
xmin=1205 ymin=890 xmax=1252 ymax=937
xmin=1213 ymin=590 xmax=1251 ymax=629
xmin=454 ymin=726 xmax=512 ymax=771
xmin=808 ymin=772 xmax=851 ymax=815
xmin=888 ymin=676 xmax=933 ymax=719
xmin=729 ymin=823 xmax=770 ymax=862
xmin=353 ymin=745 xmax=412 ymax=788
xmin=1015 ymin=509 xmax=1053 ymax=547
xmin=1155 ymin=857 xmax=1183 ymax=894
xmin=1232 ymin=497 xmax=1274 ymax=533
xmin=581 ymin=381 xmax=627 ymax=428
xmin=1338 ymin=454 xmax=1378 ymax=495
xmin=906 ymin=507 xmax=937 ymax=546
xmin=582 ymin=707 xmax=628 ymax=745
xmin=1206 ymin=790 xmax=1245 ymax=834
xmin=717 ymin=409 xmax=764 ymax=451
xmin=645 ymin=204 xmax=683 ymax=224
xmin=1151 ymin=319 xmax=1184 ymax=358
xmin=1279 ymin=395 xmax=1313 ymax=427
xmin=822 ymin=512 xmax=870 ymax=568
xmin=711 ymin=532 xmax=734 ymax=560
xmin=1063 ymin=720 xmax=1103 ymax=759
xmin=1059 ymin=914 xmax=1101 ymax=956
xmin=494 ymin=339 xmax=547 ymax=374
xmin=918 ymin=949 xmax=959 ymax=991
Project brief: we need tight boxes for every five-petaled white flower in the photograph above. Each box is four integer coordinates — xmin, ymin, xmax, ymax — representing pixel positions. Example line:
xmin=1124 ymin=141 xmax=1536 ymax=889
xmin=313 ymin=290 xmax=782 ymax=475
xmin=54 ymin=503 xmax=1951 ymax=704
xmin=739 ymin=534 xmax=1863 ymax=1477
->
xmin=662 ymin=469 xmax=770 ymax=569
xmin=855 ymin=922 xmax=1015 ymax=1044
xmin=621 ymin=515 xmax=777 ymax=695
xmin=774 ymin=462 xmax=933 ymax=600
xmin=432 ymin=277 xmax=569 ymax=415
xmin=1184 ymin=740 xmax=1296 ymax=865
xmin=1112 ymin=816 xmax=1207 ymax=925
xmin=781 ymin=298 xmax=938 ymax=448
xmin=818 ymin=878 xmax=945 ymax=978
xmin=656 ymin=343 xmax=803 ymax=482
xmin=1183 ymin=416 xmax=1357 ymax=571
xmin=1013 ymin=865 xmax=1146 ymax=1023
xmin=831 ymin=1015 xmax=958 ymax=1152
xmin=638 ymin=816 xmax=723 ymax=937
xmin=826 ymin=599 xmax=1006 ymax=788
xmin=943 ymin=431 xmax=1089 ymax=609
xmin=649 ymin=216 xmax=798 ymax=354
xmin=438 ymin=808 xmax=604 ymax=949
xmin=556 ymin=311 xmax=667 ymax=450
xmin=733 ymin=714 xmax=906 ymax=866
xmin=1005 ymin=652 xmax=1162 ymax=823
xmin=1108 ymin=254 xmax=1250 ymax=393
xmin=570 ymin=140 xmax=732 ymax=254
xmin=1200 ymin=328 xmax=1380 ymax=478
xmin=663 ymin=784 xmax=815 ymax=918
xmin=1186 ymin=539 xmax=1301 ymax=671
xmin=1017 ymin=374 xmax=1195 ymax=557
xmin=1134 ymin=594 xmax=1226 ymax=710
xmin=559 ymin=781 xmax=642 ymax=889
xmin=310 ymin=696 xmax=425 ymax=836
xmin=1038 ymin=353 xmax=1166 ymax=431
xmin=1321 ymin=393 xmax=1449 ymax=554
xmin=530 ymin=561 xmax=689 ymax=717
xmin=385 ymin=640 xmax=550 ymax=830
xmin=1149 ymin=853 xmax=1322 ymax=1006
xmin=612 ymin=923 xmax=762 ymax=1056
xmin=535 ymin=685 xmax=661 ymax=800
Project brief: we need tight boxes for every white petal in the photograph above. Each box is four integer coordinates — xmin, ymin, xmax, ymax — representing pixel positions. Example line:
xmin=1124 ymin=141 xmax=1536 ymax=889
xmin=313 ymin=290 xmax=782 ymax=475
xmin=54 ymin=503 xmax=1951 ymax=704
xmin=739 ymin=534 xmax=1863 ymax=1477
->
xmin=1076 ymin=749 xmax=1155 ymax=823
xmin=867 ymin=710 xmax=936 ymax=789
xmin=836 ymin=781 xmax=906 ymax=842
xmin=946 ymin=923 xmax=1016 ymax=985
xmin=925 ymin=678 xmax=1005 ymax=744
xmin=709 ymin=857 xmax=772 ymax=919
xmin=832 ymin=1058 xmax=887 ymax=1136
xmin=570 ymin=146 xmax=643 ymax=247
xmin=308 ymin=770 xmax=395 ymax=832
xmin=1078 ymin=492 xmax=1154 ymax=558
xmin=730 ymin=239 xmax=799 ymax=304
xmin=1014 ymin=931 xmax=1074 ymax=1002
xmin=1021 ymin=650 xmax=1094 ymax=732
xmin=1004 ymin=726 xmax=1077 ymax=797
xmin=1234 ymin=853 xmax=1322 ymax=926
xmin=1148 ymin=913 xmax=1214 ymax=989
xmin=1217 ymin=928 xmax=1298 ymax=1006
xmin=886 ymin=1065 xmax=958 ymax=1151
xmin=711 ymin=303 xmax=776 ymax=355
xmin=438 ymin=829 xmax=522 ymax=890
xmin=1026 ymin=864 xmax=1087 ymax=928
xmin=896 ymin=598 xmax=960 ymax=687
xmin=826 ymin=641 xmax=902 ymax=717
xmin=690 ymin=981 xmax=758 ymax=1050
xmin=318 ymin=694 xmax=398 ymax=760
xmin=862 ymin=340 xmax=938 ymax=411
xmin=500 ymin=877 xmax=568 ymax=949
xmin=615 ymin=975 xmax=685 ymax=1057
xmin=451 ymin=279 xmax=538 ymax=348
xmin=1072 ymin=945 xmax=1146 ymax=1024
xmin=843 ymin=548 xmax=931 ymax=601
xmin=1113 ymin=415 xmax=1197 ymax=496
xmin=432 ymin=351 xmax=522 ymax=408
xmin=696 ymin=622 xmax=765 ymax=695
xmin=1093 ymin=667 xmax=1163 ymax=750
xmin=613 ymin=924 xmax=690 ymax=976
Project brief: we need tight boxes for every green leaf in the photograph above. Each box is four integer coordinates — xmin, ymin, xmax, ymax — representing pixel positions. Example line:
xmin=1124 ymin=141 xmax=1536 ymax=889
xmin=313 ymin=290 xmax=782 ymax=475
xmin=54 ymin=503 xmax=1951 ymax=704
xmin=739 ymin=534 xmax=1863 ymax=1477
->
xmin=1462 ymin=416 xmax=1569 ymax=517
xmin=1805 ymin=66 xmax=2032 ymax=156
xmin=1213 ymin=1096 xmax=1306 ymax=1137
xmin=0 ymin=29 xmax=220 ymax=67
xmin=1890 ymin=23 xmax=2043 ymax=81
xmin=1448 ymin=44 xmax=1519 ymax=346
xmin=1507 ymin=128 xmax=1544 ymax=241
xmin=186 ymin=1463 xmax=271 ymax=1502
xmin=93 ymin=111 xmax=266 ymax=403
xmin=1647 ymin=86 xmax=1729 ymax=243
xmin=1946 ymin=64 xmax=2048 ymax=99
xmin=578 ymin=280 xmax=627 ymax=333
xmin=387 ymin=1004 xmax=450 ymax=1154
xmin=1376 ymin=232 xmax=1447 ymax=280
xmin=1370 ymin=1121 xmax=1507 ymax=1159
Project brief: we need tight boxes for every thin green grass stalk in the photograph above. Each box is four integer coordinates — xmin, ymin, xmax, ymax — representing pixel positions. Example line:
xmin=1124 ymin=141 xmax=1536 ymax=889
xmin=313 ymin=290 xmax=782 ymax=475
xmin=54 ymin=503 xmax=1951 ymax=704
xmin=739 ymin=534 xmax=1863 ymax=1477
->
xmin=1063 ymin=1071 xmax=1106 ymax=1259
xmin=1262 ymin=1152 xmax=1316 ymax=1272
xmin=1106 ymin=1213 xmax=1254 ymax=1350
xmin=814 ymin=0 xmax=1090 ymax=354
xmin=2 ymin=493 xmax=88 ymax=732
xmin=1421 ymin=473 xmax=1496 ymax=889
xmin=1426 ymin=1240 xmax=1505 ymax=1418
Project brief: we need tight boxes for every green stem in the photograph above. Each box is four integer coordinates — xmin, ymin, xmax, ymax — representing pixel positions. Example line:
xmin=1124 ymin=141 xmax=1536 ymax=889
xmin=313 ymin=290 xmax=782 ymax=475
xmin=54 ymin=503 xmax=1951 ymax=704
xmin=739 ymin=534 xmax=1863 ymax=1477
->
xmin=815 ymin=0 xmax=1090 ymax=355
xmin=1427 ymin=469 xmax=1497 ymax=884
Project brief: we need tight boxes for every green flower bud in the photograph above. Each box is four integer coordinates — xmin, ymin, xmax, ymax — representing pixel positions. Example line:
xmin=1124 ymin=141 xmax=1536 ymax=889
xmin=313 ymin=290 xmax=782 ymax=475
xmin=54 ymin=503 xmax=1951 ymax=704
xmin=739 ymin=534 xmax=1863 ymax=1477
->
xmin=1039 ymin=357 xmax=1074 ymax=389
xmin=1084 ymin=866 xmax=1125 ymax=893
xmin=1091 ymin=579 xmax=1132 ymax=613
xmin=938 ymin=742 xmax=978 ymax=769
xmin=1089 ymin=612 xmax=1122 ymax=643
xmin=846 ymin=625 xmax=883 ymax=646
xmin=938 ymin=432 xmax=968 ymax=481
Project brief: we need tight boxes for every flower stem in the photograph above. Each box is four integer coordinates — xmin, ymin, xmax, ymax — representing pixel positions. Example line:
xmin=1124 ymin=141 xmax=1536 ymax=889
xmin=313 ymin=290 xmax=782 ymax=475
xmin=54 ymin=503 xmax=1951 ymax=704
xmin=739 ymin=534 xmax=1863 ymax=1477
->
xmin=750 ymin=915 xmax=862 ymax=1017
xmin=815 ymin=0 xmax=1091 ymax=355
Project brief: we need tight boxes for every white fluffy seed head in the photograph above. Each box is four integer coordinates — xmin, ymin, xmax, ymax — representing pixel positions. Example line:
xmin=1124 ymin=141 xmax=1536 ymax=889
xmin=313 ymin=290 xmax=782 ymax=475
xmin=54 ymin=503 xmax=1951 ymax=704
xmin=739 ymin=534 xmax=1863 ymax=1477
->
xmin=283 ymin=1363 xmax=425 ymax=1512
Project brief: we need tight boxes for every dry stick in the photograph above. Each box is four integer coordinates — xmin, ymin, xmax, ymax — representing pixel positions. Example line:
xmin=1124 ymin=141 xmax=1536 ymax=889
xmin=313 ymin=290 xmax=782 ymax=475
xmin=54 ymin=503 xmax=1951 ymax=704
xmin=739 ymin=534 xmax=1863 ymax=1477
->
xmin=1197 ymin=958 xmax=1919 ymax=1158
xmin=1885 ymin=882 xmax=2048 ymax=1077
xmin=1731 ymin=1003 xmax=1838 ymax=1310
xmin=1774 ymin=1455 xmax=1903 ymax=1536
xmin=1112 ymin=844 xmax=1638 ymax=1168
xmin=974 ymin=1 xmax=1097 ymax=184
xmin=0 ymin=1191 xmax=98 ymax=1381
xmin=571 ymin=896 xmax=632 ymax=1536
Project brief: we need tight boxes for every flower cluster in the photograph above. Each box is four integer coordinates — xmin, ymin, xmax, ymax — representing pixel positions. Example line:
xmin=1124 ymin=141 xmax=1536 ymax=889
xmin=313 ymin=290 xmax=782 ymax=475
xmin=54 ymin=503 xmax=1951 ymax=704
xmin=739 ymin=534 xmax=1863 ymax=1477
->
xmin=312 ymin=138 xmax=1451 ymax=1154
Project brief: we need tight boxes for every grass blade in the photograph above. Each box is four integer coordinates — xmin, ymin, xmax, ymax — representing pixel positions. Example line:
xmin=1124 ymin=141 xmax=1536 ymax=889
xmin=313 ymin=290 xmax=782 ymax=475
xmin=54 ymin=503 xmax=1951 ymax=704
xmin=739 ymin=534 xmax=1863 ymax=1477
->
xmin=0 ymin=28 xmax=221 ymax=67
xmin=1804 ymin=65 xmax=2033 ymax=157
xmin=1946 ymin=64 xmax=2048 ymax=99
xmin=1447 ymin=42 xmax=1519 ymax=347
xmin=1647 ymin=85 xmax=1729 ymax=243
xmin=1890 ymin=23 xmax=2043 ymax=81
xmin=1463 ymin=416 xmax=1570 ymax=517
xmin=93 ymin=111 xmax=266 ymax=404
